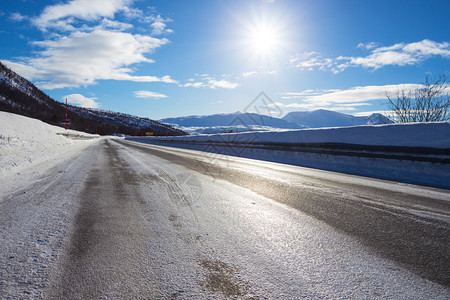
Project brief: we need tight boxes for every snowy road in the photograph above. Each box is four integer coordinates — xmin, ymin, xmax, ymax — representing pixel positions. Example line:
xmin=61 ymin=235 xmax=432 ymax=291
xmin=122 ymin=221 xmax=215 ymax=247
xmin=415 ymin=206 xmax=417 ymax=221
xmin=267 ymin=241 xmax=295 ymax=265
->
xmin=1 ymin=138 xmax=449 ymax=298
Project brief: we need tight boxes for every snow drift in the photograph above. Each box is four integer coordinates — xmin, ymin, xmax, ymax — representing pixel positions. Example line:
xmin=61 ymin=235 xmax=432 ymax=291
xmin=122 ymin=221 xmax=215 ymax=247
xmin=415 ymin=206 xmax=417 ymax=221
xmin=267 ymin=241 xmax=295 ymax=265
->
xmin=0 ymin=111 xmax=99 ymax=176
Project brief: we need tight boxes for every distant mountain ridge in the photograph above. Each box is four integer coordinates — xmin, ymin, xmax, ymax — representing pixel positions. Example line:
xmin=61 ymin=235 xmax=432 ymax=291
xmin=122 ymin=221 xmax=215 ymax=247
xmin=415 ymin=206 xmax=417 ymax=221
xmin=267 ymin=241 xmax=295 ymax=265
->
xmin=161 ymin=109 xmax=392 ymax=134
xmin=161 ymin=112 xmax=303 ymax=128
xmin=0 ymin=62 xmax=186 ymax=136
xmin=283 ymin=109 xmax=393 ymax=128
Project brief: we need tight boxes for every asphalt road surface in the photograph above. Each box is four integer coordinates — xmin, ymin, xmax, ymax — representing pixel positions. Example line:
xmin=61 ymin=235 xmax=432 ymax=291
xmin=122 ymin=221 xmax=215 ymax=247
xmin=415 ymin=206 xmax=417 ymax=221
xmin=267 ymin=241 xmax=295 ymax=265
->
xmin=1 ymin=138 xmax=449 ymax=299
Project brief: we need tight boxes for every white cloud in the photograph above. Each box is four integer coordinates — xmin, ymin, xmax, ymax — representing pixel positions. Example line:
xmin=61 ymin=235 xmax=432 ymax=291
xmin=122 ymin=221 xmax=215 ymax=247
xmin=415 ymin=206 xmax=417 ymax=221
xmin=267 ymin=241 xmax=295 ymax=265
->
xmin=183 ymin=82 xmax=205 ymax=88
xmin=343 ymin=51 xmax=419 ymax=69
xmin=303 ymin=84 xmax=420 ymax=105
xmin=401 ymin=39 xmax=450 ymax=56
xmin=134 ymin=91 xmax=168 ymax=99
xmin=151 ymin=21 xmax=166 ymax=35
xmin=4 ymin=0 xmax=177 ymax=89
xmin=354 ymin=110 xmax=391 ymax=117
xmin=291 ymin=39 xmax=450 ymax=72
xmin=33 ymin=0 xmax=132 ymax=31
xmin=281 ymin=89 xmax=341 ymax=99
xmin=147 ymin=15 xmax=173 ymax=35
xmin=241 ymin=70 xmax=277 ymax=78
xmin=120 ymin=11 xmax=172 ymax=35
xmin=242 ymin=71 xmax=258 ymax=77
xmin=96 ymin=18 xmax=133 ymax=31
xmin=207 ymin=79 xmax=239 ymax=89
xmin=290 ymin=51 xmax=338 ymax=73
xmin=181 ymin=75 xmax=239 ymax=89
xmin=10 ymin=12 xmax=28 ymax=22
xmin=1 ymin=60 xmax=47 ymax=79
xmin=278 ymin=84 xmax=421 ymax=111
xmin=122 ymin=7 xmax=143 ymax=19
xmin=357 ymin=42 xmax=380 ymax=50
xmin=5 ymin=30 xmax=174 ymax=89
xmin=64 ymin=93 xmax=100 ymax=108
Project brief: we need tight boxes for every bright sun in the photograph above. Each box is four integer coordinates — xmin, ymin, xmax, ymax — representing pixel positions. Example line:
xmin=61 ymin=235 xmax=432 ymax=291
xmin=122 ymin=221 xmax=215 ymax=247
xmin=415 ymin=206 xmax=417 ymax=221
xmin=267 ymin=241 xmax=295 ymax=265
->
xmin=248 ymin=24 xmax=280 ymax=57
xmin=236 ymin=9 xmax=290 ymax=65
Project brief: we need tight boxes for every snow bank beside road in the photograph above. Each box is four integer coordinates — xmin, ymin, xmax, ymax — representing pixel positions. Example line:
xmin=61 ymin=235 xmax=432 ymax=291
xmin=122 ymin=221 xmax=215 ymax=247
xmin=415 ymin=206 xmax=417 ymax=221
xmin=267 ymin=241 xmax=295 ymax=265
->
xmin=0 ymin=111 xmax=100 ymax=177
xmin=129 ymin=122 xmax=450 ymax=189
xmin=149 ymin=122 xmax=450 ymax=148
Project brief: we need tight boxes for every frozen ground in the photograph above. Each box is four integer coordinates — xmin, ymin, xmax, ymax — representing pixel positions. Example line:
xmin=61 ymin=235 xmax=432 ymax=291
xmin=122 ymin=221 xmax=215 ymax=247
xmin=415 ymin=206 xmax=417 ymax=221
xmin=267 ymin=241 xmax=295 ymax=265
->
xmin=0 ymin=111 xmax=101 ymax=178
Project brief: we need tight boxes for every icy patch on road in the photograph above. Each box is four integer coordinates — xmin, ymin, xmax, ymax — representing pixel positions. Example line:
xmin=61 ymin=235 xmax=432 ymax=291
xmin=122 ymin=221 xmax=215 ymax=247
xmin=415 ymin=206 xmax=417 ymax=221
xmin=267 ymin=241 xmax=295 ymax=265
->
xmin=0 ymin=111 xmax=100 ymax=177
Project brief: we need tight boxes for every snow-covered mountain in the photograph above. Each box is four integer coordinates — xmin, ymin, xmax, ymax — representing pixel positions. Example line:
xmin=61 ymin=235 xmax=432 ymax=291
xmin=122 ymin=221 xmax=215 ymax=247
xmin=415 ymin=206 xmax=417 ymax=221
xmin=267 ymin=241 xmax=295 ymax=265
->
xmin=283 ymin=109 xmax=392 ymax=128
xmin=160 ymin=112 xmax=304 ymax=134
xmin=160 ymin=109 xmax=393 ymax=134
xmin=0 ymin=62 xmax=186 ymax=136
xmin=161 ymin=112 xmax=302 ymax=128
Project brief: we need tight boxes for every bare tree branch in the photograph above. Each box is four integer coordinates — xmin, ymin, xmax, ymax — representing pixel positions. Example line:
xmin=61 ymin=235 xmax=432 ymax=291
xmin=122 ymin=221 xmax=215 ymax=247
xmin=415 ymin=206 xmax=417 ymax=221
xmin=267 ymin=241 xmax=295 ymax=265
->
xmin=386 ymin=74 xmax=449 ymax=123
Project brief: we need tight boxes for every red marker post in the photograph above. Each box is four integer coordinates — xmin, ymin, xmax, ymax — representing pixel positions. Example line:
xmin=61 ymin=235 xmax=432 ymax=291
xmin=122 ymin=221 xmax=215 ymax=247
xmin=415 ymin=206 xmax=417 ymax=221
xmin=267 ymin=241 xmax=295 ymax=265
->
xmin=65 ymin=98 xmax=68 ymax=130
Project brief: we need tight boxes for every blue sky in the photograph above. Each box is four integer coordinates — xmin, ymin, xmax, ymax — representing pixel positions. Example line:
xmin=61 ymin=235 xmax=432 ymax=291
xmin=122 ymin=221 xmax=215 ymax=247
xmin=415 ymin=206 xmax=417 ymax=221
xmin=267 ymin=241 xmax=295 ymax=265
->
xmin=1 ymin=0 xmax=449 ymax=119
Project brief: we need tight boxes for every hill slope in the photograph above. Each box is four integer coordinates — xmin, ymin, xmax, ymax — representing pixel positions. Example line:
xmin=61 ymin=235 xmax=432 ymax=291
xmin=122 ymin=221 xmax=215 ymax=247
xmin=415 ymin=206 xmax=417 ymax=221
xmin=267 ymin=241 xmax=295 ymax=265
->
xmin=283 ymin=109 xmax=392 ymax=128
xmin=0 ymin=62 xmax=186 ymax=136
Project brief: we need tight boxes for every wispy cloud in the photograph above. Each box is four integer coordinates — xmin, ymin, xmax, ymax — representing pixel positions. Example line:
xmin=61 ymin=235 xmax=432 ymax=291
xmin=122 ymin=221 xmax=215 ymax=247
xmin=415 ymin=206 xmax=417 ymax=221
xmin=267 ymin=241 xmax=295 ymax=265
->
xmin=300 ymin=84 xmax=420 ymax=105
xmin=134 ymin=91 xmax=168 ymax=99
xmin=290 ymin=51 xmax=337 ymax=73
xmin=208 ymin=79 xmax=239 ymax=89
xmin=64 ymin=93 xmax=100 ymax=108
xmin=241 ymin=70 xmax=277 ymax=78
xmin=183 ymin=82 xmax=204 ymax=88
xmin=356 ymin=42 xmax=380 ymax=50
xmin=353 ymin=110 xmax=391 ymax=117
xmin=291 ymin=39 xmax=450 ymax=72
xmin=148 ymin=15 xmax=173 ymax=35
xmin=281 ymin=89 xmax=341 ymax=99
xmin=10 ymin=12 xmax=28 ymax=22
xmin=182 ymin=75 xmax=239 ymax=89
xmin=95 ymin=18 xmax=133 ymax=31
xmin=242 ymin=71 xmax=258 ymax=78
xmin=277 ymin=84 xmax=421 ymax=111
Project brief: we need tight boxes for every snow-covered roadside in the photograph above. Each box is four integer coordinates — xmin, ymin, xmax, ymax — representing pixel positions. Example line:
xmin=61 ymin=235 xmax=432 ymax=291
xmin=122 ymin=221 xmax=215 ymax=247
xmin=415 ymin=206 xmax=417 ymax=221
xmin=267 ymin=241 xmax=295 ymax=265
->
xmin=128 ymin=122 xmax=450 ymax=189
xmin=145 ymin=121 xmax=450 ymax=148
xmin=0 ymin=111 xmax=101 ymax=179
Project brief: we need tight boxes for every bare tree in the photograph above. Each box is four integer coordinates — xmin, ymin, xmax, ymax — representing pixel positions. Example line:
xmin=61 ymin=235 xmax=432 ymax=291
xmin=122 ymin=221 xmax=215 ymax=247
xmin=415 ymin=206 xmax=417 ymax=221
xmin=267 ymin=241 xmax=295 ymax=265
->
xmin=386 ymin=74 xmax=449 ymax=123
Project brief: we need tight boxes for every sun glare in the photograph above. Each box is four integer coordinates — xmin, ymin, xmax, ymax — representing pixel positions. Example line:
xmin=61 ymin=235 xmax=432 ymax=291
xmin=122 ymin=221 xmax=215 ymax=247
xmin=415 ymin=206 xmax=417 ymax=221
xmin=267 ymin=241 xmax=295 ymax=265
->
xmin=248 ymin=24 xmax=279 ymax=55
xmin=239 ymin=14 xmax=287 ymax=64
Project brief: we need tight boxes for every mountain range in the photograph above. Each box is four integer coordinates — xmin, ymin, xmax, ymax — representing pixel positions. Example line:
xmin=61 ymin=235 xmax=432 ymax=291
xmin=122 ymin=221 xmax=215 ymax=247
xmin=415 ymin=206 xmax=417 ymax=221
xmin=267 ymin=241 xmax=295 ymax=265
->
xmin=160 ymin=110 xmax=392 ymax=134
xmin=0 ymin=62 xmax=186 ymax=136
xmin=283 ymin=109 xmax=392 ymax=128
